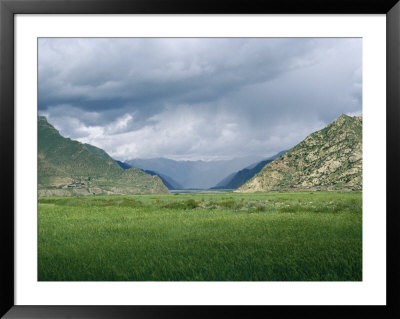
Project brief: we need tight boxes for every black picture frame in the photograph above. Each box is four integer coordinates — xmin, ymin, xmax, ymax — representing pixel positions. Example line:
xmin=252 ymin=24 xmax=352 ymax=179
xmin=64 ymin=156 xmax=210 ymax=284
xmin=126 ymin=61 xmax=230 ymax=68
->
xmin=1 ymin=0 xmax=399 ymax=318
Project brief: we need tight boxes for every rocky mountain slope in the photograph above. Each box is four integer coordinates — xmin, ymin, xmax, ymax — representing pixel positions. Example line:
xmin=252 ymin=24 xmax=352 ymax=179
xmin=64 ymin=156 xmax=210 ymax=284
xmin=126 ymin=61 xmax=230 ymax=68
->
xmin=38 ymin=116 xmax=169 ymax=196
xmin=236 ymin=114 xmax=362 ymax=192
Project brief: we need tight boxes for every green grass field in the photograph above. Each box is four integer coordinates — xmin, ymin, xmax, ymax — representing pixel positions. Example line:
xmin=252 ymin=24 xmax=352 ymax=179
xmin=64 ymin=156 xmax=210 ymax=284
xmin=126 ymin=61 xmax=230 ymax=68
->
xmin=38 ymin=191 xmax=362 ymax=281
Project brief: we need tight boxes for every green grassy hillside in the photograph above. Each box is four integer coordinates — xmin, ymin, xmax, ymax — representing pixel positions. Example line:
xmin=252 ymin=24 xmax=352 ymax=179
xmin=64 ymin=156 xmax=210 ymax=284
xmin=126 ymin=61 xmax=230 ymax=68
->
xmin=237 ymin=114 xmax=362 ymax=192
xmin=38 ymin=116 xmax=169 ymax=196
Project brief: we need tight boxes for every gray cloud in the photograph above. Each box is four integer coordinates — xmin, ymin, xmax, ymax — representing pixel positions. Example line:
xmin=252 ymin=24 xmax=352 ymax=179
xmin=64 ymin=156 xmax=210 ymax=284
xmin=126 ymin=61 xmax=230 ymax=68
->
xmin=38 ymin=38 xmax=362 ymax=161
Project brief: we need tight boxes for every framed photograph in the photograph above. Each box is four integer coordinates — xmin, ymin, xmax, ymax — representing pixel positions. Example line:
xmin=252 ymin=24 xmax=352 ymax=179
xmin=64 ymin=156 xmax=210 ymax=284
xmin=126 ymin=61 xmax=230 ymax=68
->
xmin=1 ymin=0 xmax=399 ymax=318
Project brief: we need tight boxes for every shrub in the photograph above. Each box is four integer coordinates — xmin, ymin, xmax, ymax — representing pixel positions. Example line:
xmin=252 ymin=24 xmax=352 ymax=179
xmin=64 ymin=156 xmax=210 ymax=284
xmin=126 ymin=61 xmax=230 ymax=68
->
xmin=255 ymin=205 xmax=266 ymax=212
xmin=219 ymin=200 xmax=236 ymax=208
xmin=184 ymin=199 xmax=198 ymax=209
xmin=162 ymin=199 xmax=199 ymax=210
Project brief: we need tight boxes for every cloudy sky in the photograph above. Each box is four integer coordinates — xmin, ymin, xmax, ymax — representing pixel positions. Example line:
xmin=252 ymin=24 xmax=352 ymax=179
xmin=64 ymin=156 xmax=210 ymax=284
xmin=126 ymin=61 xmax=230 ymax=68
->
xmin=38 ymin=38 xmax=362 ymax=161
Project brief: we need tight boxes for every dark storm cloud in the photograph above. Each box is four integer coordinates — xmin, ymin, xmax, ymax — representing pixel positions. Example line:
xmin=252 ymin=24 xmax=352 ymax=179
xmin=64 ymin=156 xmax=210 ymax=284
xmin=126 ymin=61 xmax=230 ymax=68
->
xmin=39 ymin=38 xmax=322 ymax=113
xmin=38 ymin=38 xmax=362 ymax=161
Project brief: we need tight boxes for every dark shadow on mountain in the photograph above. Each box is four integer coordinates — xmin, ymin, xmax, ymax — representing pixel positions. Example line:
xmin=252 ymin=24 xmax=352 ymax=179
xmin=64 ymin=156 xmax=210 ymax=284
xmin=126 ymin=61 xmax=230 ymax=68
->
xmin=211 ymin=150 xmax=287 ymax=190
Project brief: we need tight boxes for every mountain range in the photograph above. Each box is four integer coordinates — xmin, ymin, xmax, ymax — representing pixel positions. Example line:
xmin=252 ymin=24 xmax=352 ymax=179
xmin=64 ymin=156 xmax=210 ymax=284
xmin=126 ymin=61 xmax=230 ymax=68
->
xmin=38 ymin=116 xmax=169 ymax=196
xmin=38 ymin=113 xmax=362 ymax=195
xmin=236 ymin=114 xmax=362 ymax=192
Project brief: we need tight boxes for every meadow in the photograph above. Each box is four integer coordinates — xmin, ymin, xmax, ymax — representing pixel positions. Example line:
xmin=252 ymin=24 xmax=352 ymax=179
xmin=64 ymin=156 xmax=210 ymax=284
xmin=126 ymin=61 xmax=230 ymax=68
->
xmin=38 ymin=191 xmax=362 ymax=281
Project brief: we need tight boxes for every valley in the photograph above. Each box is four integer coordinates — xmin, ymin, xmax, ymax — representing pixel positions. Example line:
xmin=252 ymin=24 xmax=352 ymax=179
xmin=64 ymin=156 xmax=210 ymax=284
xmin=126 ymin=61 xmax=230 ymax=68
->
xmin=38 ymin=113 xmax=362 ymax=195
xmin=37 ymin=114 xmax=363 ymax=281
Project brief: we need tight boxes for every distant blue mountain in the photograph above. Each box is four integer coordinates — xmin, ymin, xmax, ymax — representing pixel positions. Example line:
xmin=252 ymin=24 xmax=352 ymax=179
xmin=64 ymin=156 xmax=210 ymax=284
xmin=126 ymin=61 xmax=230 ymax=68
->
xmin=211 ymin=150 xmax=287 ymax=190
xmin=115 ymin=160 xmax=183 ymax=190
xmin=125 ymin=156 xmax=264 ymax=189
